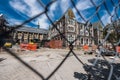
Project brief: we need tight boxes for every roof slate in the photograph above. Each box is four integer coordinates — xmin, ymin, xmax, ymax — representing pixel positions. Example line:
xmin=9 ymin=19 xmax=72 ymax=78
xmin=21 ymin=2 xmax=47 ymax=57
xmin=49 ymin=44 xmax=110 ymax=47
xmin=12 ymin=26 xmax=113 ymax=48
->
xmin=16 ymin=27 xmax=48 ymax=34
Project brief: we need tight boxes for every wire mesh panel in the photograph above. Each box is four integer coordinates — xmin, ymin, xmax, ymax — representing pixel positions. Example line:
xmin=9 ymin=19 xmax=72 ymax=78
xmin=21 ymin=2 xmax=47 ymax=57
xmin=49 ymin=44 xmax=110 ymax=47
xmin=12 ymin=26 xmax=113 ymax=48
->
xmin=0 ymin=0 xmax=120 ymax=80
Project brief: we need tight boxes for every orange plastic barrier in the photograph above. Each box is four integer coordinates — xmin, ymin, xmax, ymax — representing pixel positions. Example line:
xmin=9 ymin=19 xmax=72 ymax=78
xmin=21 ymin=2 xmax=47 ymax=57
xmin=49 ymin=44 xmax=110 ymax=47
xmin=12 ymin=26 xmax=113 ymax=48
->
xmin=20 ymin=43 xmax=37 ymax=51
xmin=28 ymin=44 xmax=37 ymax=51
xmin=27 ymin=44 xmax=32 ymax=50
xmin=49 ymin=40 xmax=63 ymax=48
xmin=31 ymin=44 xmax=37 ymax=51
xmin=20 ymin=44 xmax=28 ymax=50
xmin=83 ymin=45 xmax=89 ymax=51
xmin=116 ymin=46 xmax=120 ymax=53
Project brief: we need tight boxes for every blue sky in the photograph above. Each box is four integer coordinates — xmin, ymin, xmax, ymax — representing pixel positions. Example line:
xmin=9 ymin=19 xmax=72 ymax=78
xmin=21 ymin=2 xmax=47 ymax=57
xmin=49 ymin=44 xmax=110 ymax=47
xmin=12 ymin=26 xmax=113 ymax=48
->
xmin=0 ymin=0 xmax=119 ymax=29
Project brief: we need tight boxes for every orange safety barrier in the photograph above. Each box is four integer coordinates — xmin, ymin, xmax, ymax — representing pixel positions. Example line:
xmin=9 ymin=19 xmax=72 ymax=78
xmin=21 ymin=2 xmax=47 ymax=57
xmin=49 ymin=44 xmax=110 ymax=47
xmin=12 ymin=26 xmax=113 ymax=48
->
xmin=116 ymin=46 xmax=120 ymax=53
xmin=27 ymin=44 xmax=32 ymax=50
xmin=83 ymin=44 xmax=89 ymax=51
xmin=20 ymin=43 xmax=37 ymax=51
xmin=49 ymin=40 xmax=63 ymax=48
xmin=20 ymin=44 xmax=28 ymax=50
xmin=31 ymin=44 xmax=37 ymax=51
xmin=28 ymin=44 xmax=37 ymax=51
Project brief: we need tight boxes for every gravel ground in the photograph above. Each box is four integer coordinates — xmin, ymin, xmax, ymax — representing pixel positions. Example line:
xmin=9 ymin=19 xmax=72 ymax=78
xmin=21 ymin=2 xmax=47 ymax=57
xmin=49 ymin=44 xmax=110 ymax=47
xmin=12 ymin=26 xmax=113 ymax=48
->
xmin=0 ymin=48 xmax=120 ymax=80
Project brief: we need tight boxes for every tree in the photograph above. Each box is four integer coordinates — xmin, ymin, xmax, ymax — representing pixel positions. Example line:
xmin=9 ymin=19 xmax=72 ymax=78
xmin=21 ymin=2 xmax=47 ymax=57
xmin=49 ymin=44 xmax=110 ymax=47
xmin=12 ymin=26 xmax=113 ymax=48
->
xmin=103 ymin=23 xmax=120 ymax=43
xmin=0 ymin=14 xmax=8 ymax=32
xmin=0 ymin=14 xmax=11 ymax=47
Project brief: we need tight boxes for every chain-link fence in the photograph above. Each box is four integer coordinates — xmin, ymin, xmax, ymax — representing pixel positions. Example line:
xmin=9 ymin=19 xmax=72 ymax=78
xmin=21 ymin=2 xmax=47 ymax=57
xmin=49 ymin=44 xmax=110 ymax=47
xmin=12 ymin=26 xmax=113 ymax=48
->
xmin=0 ymin=0 xmax=120 ymax=80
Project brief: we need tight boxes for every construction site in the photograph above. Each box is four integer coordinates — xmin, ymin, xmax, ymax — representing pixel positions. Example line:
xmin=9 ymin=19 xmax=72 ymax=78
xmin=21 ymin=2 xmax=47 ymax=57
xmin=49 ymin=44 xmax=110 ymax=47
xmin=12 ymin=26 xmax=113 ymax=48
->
xmin=1 ymin=0 xmax=120 ymax=80
xmin=0 ymin=47 xmax=120 ymax=80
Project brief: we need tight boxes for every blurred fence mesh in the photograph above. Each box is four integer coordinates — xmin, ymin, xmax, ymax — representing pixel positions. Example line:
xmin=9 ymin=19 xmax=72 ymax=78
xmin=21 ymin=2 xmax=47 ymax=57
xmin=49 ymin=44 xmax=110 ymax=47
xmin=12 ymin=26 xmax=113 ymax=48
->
xmin=0 ymin=0 xmax=120 ymax=80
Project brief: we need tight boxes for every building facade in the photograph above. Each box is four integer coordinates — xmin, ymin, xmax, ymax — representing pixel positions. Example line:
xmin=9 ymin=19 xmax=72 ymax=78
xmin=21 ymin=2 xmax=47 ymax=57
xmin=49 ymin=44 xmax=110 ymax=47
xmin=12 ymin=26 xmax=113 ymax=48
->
xmin=48 ymin=9 xmax=95 ymax=48
xmin=12 ymin=27 xmax=48 ymax=43
xmin=92 ymin=21 xmax=103 ymax=45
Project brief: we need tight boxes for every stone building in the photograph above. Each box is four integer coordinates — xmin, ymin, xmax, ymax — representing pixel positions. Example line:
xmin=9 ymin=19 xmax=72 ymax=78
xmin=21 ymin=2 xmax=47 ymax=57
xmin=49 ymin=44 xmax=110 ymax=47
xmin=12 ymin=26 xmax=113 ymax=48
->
xmin=48 ymin=9 xmax=95 ymax=48
xmin=12 ymin=26 xmax=48 ymax=43
xmin=0 ymin=13 xmax=48 ymax=44
xmin=92 ymin=21 xmax=103 ymax=45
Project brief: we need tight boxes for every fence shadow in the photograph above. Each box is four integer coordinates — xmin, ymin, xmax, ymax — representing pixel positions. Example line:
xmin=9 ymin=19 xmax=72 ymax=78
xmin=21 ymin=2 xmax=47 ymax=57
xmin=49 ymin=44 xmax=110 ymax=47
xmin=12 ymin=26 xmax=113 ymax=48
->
xmin=74 ymin=58 xmax=120 ymax=80
xmin=74 ymin=72 xmax=88 ymax=80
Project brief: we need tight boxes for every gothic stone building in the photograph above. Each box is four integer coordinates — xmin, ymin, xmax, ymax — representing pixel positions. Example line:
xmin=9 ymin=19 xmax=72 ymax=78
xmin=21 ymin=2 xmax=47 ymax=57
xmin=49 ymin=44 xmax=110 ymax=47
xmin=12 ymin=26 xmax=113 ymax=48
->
xmin=48 ymin=9 xmax=95 ymax=48
xmin=12 ymin=27 xmax=48 ymax=43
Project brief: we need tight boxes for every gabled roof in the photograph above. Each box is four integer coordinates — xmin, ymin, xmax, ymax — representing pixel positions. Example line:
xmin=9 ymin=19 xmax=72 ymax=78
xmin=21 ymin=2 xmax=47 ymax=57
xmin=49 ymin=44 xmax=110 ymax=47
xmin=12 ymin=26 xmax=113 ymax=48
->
xmin=49 ymin=8 xmax=85 ymax=29
xmin=16 ymin=27 xmax=48 ymax=34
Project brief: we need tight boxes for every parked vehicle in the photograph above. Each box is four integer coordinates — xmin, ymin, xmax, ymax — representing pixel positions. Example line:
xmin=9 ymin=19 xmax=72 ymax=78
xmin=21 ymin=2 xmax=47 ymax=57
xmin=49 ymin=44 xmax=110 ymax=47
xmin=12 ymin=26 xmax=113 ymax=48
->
xmin=101 ymin=49 xmax=115 ymax=56
xmin=4 ymin=39 xmax=13 ymax=48
xmin=94 ymin=47 xmax=116 ymax=56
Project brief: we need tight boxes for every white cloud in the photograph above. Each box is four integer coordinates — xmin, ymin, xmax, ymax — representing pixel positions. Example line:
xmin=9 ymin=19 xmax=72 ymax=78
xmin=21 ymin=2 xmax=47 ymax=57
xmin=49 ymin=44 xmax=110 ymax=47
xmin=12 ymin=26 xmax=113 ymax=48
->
xmin=72 ymin=0 xmax=94 ymax=23
xmin=101 ymin=8 xmax=115 ymax=26
xmin=94 ymin=0 xmax=104 ymax=6
xmin=8 ymin=18 xmax=23 ymax=25
xmin=37 ymin=14 xmax=49 ymax=29
xmin=9 ymin=0 xmax=78 ymax=29
xmin=9 ymin=0 xmax=49 ymax=29
xmin=23 ymin=0 xmax=44 ymax=16
xmin=8 ymin=0 xmax=94 ymax=29
xmin=101 ymin=11 xmax=111 ymax=26
xmin=9 ymin=0 xmax=28 ymax=13
xmin=48 ymin=1 xmax=58 ymax=19
xmin=8 ymin=16 xmax=49 ymax=29
xmin=48 ymin=0 xmax=71 ymax=22
xmin=50 ymin=1 xmax=57 ymax=11
xmin=59 ymin=0 xmax=71 ymax=13
xmin=9 ymin=0 xmax=43 ymax=17
xmin=76 ymin=0 xmax=93 ymax=11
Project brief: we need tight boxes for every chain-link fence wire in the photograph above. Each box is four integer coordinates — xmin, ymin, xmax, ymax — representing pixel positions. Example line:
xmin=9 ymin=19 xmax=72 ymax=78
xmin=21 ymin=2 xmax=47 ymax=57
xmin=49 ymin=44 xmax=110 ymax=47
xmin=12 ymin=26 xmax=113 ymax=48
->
xmin=0 ymin=0 xmax=120 ymax=80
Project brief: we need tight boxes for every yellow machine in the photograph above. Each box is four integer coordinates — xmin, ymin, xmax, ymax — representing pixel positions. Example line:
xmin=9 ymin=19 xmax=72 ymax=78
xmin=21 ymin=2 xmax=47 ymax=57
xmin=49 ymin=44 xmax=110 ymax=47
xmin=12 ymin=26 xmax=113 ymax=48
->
xmin=4 ymin=40 xmax=12 ymax=48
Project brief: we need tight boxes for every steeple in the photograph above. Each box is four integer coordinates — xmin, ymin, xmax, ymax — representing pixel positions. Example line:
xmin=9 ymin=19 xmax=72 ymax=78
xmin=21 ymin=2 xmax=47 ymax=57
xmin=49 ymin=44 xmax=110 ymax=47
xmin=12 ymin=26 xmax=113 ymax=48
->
xmin=38 ymin=21 xmax=40 ymax=29
xmin=67 ymin=9 xmax=75 ymax=19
